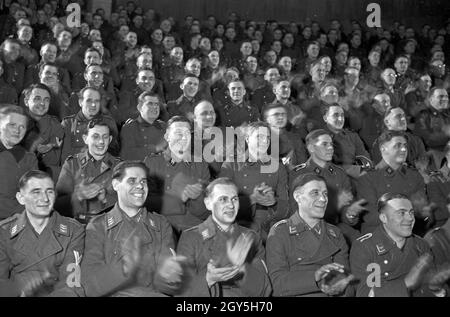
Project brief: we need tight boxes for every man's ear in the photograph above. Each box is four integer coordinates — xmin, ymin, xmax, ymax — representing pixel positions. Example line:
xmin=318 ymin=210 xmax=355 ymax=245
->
xmin=379 ymin=212 xmax=387 ymax=224
xmin=112 ymin=178 xmax=120 ymax=192
xmin=204 ymin=196 xmax=212 ymax=211
xmin=293 ymin=189 xmax=301 ymax=205
xmin=82 ymin=133 xmax=88 ymax=145
xmin=16 ymin=191 xmax=25 ymax=206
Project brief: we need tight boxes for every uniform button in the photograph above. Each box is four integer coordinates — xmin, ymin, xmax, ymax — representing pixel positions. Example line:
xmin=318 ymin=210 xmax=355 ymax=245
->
xmin=297 ymin=257 xmax=302 ymax=261
xmin=387 ymin=184 xmax=391 ymax=187
xmin=166 ymin=174 xmax=171 ymax=177
xmin=384 ymin=260 xmax=388 ymax=264
xmin=76 ymin=130 xmax=79 ymax=133
xmin=76 ymin=139 xmax=79 ymax=142
xmin=243 ymin=186 xmax=247 ymax=189
xmin=243 ymin=174 xmax=247 ymax=177
xmin=166 ymin=186 xmax=170 ymax=190
xmin=384 ymin=272 xmax=389 ymax=276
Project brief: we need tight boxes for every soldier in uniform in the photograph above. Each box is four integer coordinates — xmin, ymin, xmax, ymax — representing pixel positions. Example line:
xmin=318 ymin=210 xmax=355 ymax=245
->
xmin=216 ymin=80 xmax=260 ymax=128
xmin=118 ymin=68 xmax=166 ymax=125
xmin=0 ymin=170 xmax=85 ymax=296
xmin=81 ymin=161 xmax=186 ymax=297
xmin=289 ymin=129 xmax=366 ymax=237
xmin=160 ymin=46 xmax=185 ymax=102
xmin=414 ymin=87 xmax=450 ymax=168
xmin=144 ymin=116 xmax=210 ymax=234
xmin=67 ymin=64 xmax=119 ymax=123
xmin=176 ymin=177 xmax=272 ymax=296
xmin=322 ymin=104 xmax=373 ymax=178
xmin=220 ymin=121 xmax=289 ymax=241
xmin=56 ymin=119 xmax=121 ymax=223
xmin=266 ymin=173 xmax=354 ymax=297
xmin=355 ymin=131 xmax=428 ymax=234
xmin=262 ymin=102 xmax=308 ymax=168
xmin=167 ymin=74 xmax=203 ymax=121
xmin=22 ymin=84 xmax=64 ymax=181
xmin=0 ymin=60 xmax=18 ymax=104
xmin=0 ymin=38 xmax=25 ymax=96
xmin=350 ymin=193 xmax=449 ymax=297
xmin=24 ymin=42 xmax=71 ymax=94
xmin=424 ymin=195 xmax=450 ymax=267
xmin=371 ymin=107 xmax=427 ymax=167
xmin=0 ymin=106 xmax=38 ymax=220
xmin=251 ymin=67 xmax=279 ymax=112
xmin=61 ymin=87 xmax=119 ymax=162
xmin=120 ymin=92 xmax=167 ymax=161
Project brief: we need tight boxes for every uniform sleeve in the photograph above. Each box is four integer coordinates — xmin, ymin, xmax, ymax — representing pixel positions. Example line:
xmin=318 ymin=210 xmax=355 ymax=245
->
xmin=235 ymin=234 xmax=272 ymax=297
xmin=49 ymin=223 xmax=86 ymax=297
xmin=60 ymin=120 xmax=72 ymax=163
xmin=80 ymin=221 xmax=129 ymax=297
xmin=414 ymin=112 xmax=449 ymax=149
xmin=0 ymin=228 xmax=13 ymax=289
xmin=266 ymin=227 xmax=321 ymax=296
xmin=350 ymin=240 xmax=409 ymax=297
xmin=152 ymin=217 xmax=180 ymax=295
xmin=55 ymin=159 xmax=80 ymax=217
xmin=176 ymin=230 xmax=211 ymax=296
xmin=119 ymin=124 xmax=141 ymax=160
xmin=272 ymin=165 xmax=289 ymax=223
xmin=354 ymin=173 xmax=379 ymax=229
xmin=185 ymin=164 xmax=210 ymax=220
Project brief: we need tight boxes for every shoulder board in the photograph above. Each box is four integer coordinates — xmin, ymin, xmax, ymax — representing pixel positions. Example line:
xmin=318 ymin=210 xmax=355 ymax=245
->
xmin=65 ymin=154 xmax=75 ymax=161
xmin=293 ymin=163 xmax=307 ymax=172
xmin=268 ymin=219 xmax=288 ymax=238
xmin=356 ymin=233 xmax=373 ymax=243
xmin=325 ymin=223 xmax=340 ymax=238
xmin=0 ymin=214 xmax=19 ymax=229
xmin=123 ymin=118 xmax=136 ymax=126
xmin=184 ymin=224 xmax=200 ymax=233
xmin=62 ymin=114 xmax=76 ymax=121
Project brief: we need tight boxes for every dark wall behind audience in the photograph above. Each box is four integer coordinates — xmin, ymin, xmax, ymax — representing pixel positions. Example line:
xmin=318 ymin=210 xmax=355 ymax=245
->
xmin=114 ymin=0 xmax=450 ymax=29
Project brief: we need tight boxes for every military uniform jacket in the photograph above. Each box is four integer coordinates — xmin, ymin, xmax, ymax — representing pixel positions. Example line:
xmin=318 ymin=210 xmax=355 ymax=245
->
xmin=143 ymin=151 xmax=210 ymax=232
xmin=216 ymin=100 xmax=260 ymax=128
xmin=350 ymin=226 xmax=435 ymax=297
xmin=289 ymin=159 xmax=352 ymax=225
xmin=266 ymin=212 xmax=350 ymax=296
xmin=328 ymin=128 xmax=372 ymax=166
xmin=167 ymin=94 xmax=203 ymax=120
xmin=160 ymin=63 xmax=185 ymax=102
xmin=427 ymin=165 xmax=450 ymax=225
xmin=371 ymin=131 xmax=426 ymax=167
xmin=424 ymin=226 xmax=450 ymax=267
xmin=120 ymin=117 xmax=166 ymax=161
xmin=0 ymin=78 xmax=18 ymax=104
xmin=23 ymin=114 xmax=64 ymax=168
xmin=0 ymin=210 xmax=85 ymax=296
xmin=414 ymin=107 xmax=450 ymax=150
xmin=355 ymin=160 xmax=426 ymax=233
xmin=81 ymin=204 xmax=177 ymax=297
xmin=220 ymin=159 xmax=289 ymax=224
xmin=56 ymin=150 xmax=121 ymax=217
xmin=176 ymin=216 xmax=272 ymax=297
xmin=60 ymin=111 xmax=119 ymax=162
xmin=0 ymin=144 xmax=38 ymax=220
xmin=251 ymin=83 xmax=276 ymax=112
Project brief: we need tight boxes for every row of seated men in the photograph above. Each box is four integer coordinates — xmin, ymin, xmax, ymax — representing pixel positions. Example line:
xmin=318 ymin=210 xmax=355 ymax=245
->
xmin=0 ymin=161 xmax=449 ymax=297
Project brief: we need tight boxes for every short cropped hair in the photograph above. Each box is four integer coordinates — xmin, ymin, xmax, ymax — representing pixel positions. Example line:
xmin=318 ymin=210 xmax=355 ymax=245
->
xmin=112 ymin=161 xmax=148 ymax=182
xmin=18 ymin=170 xmax=53 ymax=190
xmin=205 ymin=177 xmax=237 ymax=198
xmin=377 ymin=193 xmax=410 ymax=213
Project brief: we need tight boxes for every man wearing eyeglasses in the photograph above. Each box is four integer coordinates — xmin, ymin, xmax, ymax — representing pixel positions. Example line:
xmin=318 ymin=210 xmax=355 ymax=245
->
xmin=56 ymin=118 xmax=121 ymax=223
xmin=350 ymin=193 xmax=450 ymax=297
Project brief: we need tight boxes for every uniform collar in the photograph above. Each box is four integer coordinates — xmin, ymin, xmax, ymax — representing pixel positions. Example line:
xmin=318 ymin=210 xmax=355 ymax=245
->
xmin=105 ymin=204 xmax=158 ymax=231
xmin=375 ymin=159 xmax=407 ymax=175
xmin=288 ymin=211 xmax=326 ymax=236
xmin=78 ymin=148 xmax=115 ymax=170
xmin=137 ymin=115 xmax=162 ymax=128
xmin=9 ymin=210 xmax=69 ymax=238
xmin=307 ymin=158 xmax=335 ymax=174
xmin=373 ymin=226 xmax=403 ymax=254
xmin=162 ymin=148 xmax=191 ymax=165
xmin=197 ymin=215 xmax=236 ymax=240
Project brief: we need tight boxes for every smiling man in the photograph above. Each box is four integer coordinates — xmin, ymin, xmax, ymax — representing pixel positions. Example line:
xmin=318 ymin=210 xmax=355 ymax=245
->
xmin=81 ymin=161 xmax=185 ymax=296
xmin=176 ymin=177 xmax=271 ymax=296
xmin=56 ymin=119 xmax=121 ymax=223
xmin=61 ymin=87 xmax=119 ymax=162
xmin=0 ymin=170 xmax=85 ymax=297
xmin=266 ymin=173 xmax=354 ymax=297
xmin=351 ymin=193 xmax=449 ymax=297
xmin=0 ymin=106 xmax=38 ymax=220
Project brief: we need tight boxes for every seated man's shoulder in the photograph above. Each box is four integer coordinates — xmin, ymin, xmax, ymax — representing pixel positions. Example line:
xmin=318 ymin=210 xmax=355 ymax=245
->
xmin=267 ymin=219 xmax=289 ymax=239
xmin=54 ymin=212 xmax=85 ymax=235
xmin=0 ymin=213 xmax=21 ymax=232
